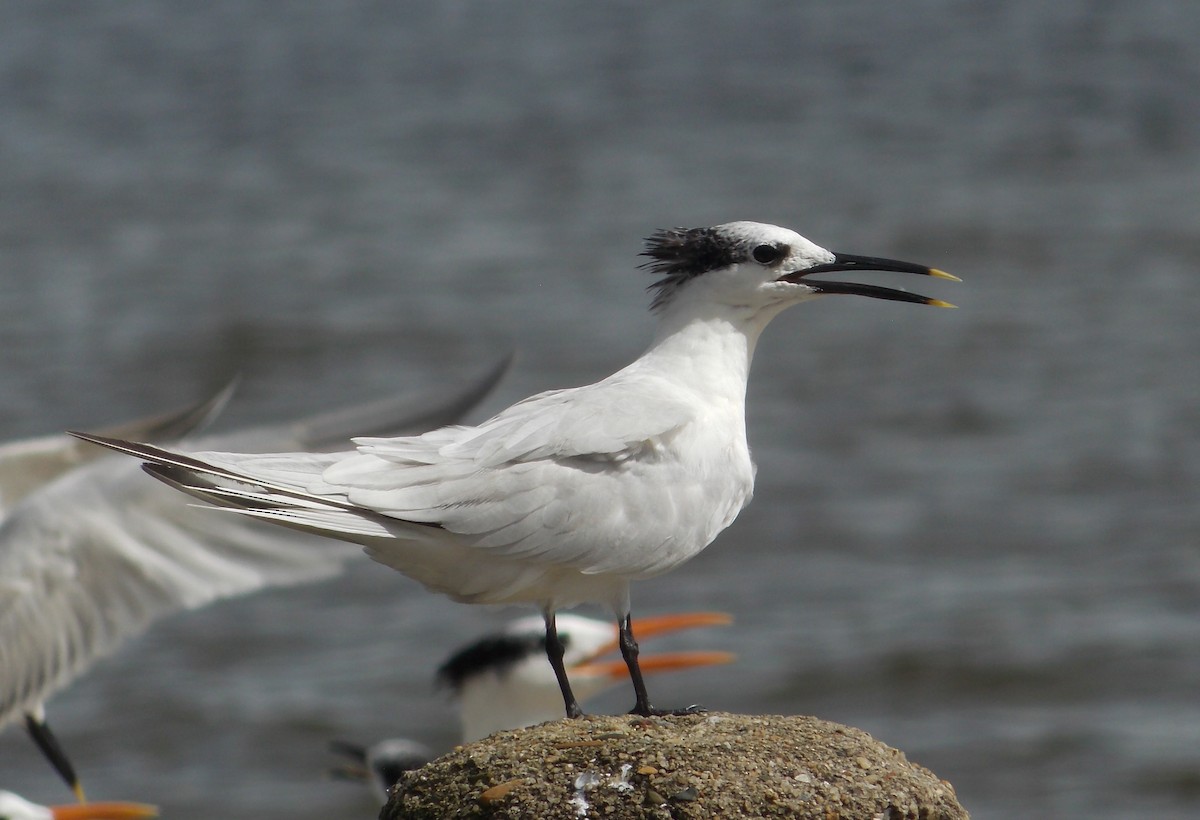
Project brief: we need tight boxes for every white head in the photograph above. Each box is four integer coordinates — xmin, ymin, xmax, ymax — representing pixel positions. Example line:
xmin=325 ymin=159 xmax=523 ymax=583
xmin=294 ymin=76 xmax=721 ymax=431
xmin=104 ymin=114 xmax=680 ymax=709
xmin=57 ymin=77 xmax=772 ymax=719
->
xmin=641 ymin=221 xmax=956 ymax=316
xmin=437 ymin=614 xmax=623 ymax=742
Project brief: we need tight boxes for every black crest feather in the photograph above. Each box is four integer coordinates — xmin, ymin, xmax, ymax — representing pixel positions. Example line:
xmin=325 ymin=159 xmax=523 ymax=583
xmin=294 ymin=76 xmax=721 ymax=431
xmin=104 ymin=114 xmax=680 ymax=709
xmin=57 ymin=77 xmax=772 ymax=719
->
xmin=640 ymin=227 xmax=746 ymax=310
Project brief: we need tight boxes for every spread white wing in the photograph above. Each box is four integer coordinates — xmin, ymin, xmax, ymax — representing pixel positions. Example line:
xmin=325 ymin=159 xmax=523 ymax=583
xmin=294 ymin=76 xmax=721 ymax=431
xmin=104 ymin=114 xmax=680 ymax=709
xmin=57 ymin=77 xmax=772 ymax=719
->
xmin=0 ymin=359 xmax=509 ymax=730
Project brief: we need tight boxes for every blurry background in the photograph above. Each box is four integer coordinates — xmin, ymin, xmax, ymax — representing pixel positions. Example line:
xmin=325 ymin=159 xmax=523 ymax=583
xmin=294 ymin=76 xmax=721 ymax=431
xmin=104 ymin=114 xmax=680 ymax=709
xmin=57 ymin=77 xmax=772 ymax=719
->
xmin=2 ymin=3 xmax=1198 ymax=818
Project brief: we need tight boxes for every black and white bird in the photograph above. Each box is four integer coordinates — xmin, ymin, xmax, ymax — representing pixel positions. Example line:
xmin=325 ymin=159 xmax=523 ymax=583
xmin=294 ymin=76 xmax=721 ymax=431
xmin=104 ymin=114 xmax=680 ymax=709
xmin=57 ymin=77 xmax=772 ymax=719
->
xmin=0 ymin=360 xmax=507 ymax=803
xmin=76 ymin=222 xmax=956 ymax=723
xmin=331 ymin=610 xmax=731 ymax=800
xmin=0 ymin=791 xmax=156 ymax=820
xmin=328 ymin=738 xmax=435 ymax=804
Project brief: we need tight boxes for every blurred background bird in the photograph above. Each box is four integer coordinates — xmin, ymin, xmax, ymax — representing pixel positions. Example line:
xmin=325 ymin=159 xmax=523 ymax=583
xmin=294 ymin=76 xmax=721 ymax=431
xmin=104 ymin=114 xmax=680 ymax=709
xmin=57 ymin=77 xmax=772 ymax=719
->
xmin=0 ymin=360 xmax=507 ymax=804
xmin=0 ymin=791 xmax=156 ymax=820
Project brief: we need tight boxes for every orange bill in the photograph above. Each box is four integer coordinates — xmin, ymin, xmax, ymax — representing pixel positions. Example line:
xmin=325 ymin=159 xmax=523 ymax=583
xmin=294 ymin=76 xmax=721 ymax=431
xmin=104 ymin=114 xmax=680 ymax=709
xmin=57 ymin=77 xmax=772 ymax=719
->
xmin=51 ymin=802 xmax=159 ymax=820
xmin=573 ymin=650 xmax=736 ymax=681
xmin=571 ymin=611 xmax=734 ymax=674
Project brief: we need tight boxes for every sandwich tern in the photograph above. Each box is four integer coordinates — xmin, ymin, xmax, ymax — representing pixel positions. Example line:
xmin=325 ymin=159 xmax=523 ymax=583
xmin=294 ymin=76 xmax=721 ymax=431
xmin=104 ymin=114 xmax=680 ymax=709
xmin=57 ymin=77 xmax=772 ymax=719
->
xmin=75 ymin=221 xmax=956 ymax=722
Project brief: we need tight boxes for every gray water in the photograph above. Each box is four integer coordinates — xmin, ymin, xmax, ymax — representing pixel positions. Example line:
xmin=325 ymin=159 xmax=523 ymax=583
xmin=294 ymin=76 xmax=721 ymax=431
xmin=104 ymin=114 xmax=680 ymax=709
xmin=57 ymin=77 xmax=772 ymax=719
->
xmin=2 ymin=3 xmax=1198 ymax=818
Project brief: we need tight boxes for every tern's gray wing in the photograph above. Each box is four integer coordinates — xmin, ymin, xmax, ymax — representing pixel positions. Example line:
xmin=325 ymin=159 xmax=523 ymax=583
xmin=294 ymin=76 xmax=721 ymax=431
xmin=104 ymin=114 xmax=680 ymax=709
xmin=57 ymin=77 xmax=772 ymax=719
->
xmin=351 ymin=376 xmax=696 ymax=467
xmin=89 ymin=376 xmax=712 ymax=577
xmin=0 ymin=362 xmax=507 ymax=730
xmin=71 ymin=366 xmax=730 ymax=580
xmin=343 ymin=371 xmax=742 ymax=577
xmin=0 ymin=380 xmax=235 ymax=513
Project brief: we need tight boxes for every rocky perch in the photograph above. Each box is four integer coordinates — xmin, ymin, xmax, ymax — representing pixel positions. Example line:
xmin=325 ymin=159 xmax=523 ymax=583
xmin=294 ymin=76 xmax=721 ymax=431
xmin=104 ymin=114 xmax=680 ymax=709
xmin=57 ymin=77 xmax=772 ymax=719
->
xmin=383 ymin=712 xmax=968 ymax=819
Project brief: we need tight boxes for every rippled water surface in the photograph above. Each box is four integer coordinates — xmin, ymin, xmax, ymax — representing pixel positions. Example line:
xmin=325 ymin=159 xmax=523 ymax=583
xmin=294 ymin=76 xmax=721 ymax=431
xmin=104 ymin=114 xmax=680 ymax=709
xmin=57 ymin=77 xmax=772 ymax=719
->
xmin=2 ymin=3 xmax=1198 ymax=818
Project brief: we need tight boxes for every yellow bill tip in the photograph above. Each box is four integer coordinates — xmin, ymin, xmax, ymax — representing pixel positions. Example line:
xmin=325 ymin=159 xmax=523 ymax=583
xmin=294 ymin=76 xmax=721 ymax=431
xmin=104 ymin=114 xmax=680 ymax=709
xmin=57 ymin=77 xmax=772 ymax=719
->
xmin=927 ymin=298 xmax=957 ymax=308
xmin=928 ymin=268 xmax=961 ymax=282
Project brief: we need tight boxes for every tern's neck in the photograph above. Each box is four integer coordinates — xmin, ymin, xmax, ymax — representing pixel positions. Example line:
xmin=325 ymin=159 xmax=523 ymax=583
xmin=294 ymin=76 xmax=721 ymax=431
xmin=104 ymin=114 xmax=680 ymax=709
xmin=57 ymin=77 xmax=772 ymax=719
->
xmin=634 ymin=299 xmax=784 ymax=400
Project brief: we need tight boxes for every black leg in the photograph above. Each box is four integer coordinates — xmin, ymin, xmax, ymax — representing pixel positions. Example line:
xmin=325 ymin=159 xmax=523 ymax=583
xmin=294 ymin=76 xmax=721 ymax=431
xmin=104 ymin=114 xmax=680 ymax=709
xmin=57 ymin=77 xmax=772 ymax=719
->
xmin=25 ymin=712 xmax=86 ymax=802
xmin=619 ymin=613 xmax=656 ymax=716
xmin=620 ymin=614 xmax=708 ymax=718
xmin=544 ymin=610 xmax=583 ymax=719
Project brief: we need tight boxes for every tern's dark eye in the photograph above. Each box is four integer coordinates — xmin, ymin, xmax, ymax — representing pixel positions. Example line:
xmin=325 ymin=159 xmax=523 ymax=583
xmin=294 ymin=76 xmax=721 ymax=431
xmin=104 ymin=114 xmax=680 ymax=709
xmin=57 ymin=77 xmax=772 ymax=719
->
xmin=751 ymin=244 xmax=784 ymax=265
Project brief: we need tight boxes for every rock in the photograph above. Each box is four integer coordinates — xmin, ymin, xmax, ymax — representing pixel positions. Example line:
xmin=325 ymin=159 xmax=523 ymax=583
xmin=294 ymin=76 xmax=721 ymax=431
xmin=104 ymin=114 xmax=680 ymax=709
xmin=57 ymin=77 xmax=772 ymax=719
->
xmin=383 ymin=712 xmax=968 ymax=819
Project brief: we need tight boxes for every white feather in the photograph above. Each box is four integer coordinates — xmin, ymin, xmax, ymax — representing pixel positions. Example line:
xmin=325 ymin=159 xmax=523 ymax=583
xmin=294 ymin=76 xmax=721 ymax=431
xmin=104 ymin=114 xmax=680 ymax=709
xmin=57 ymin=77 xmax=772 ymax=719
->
xmin=0 ymin=362 xmax=507 ymax=734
